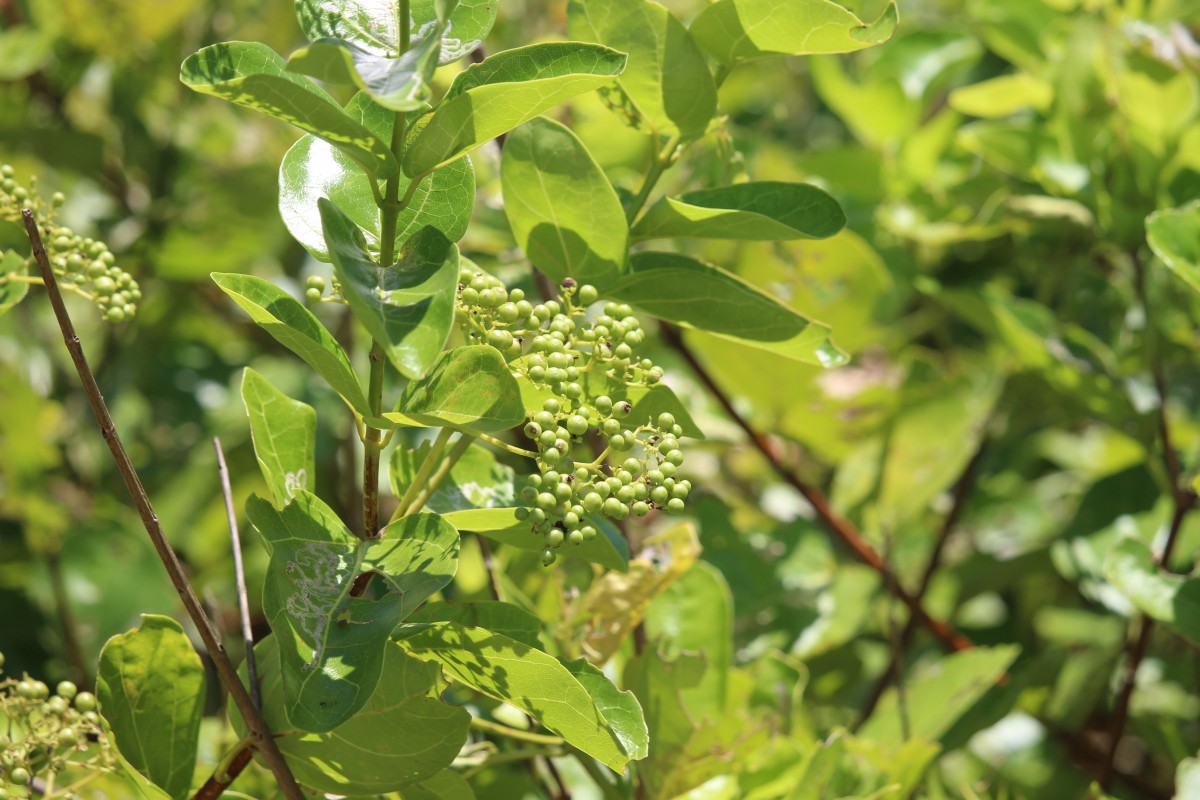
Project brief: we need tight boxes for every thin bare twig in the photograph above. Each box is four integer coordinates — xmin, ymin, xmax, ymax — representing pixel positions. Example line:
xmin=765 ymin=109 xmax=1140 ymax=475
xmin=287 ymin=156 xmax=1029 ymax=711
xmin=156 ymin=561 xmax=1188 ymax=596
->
xmin=213 ymin=437 xmax=260 ymax=711
xmin=22 ymin=210 xmax=304 ymax=800
xmin=478 ymin=537 xmax=502 ymax=601
xmin=660 ymin=324 xmax=974 ymax=653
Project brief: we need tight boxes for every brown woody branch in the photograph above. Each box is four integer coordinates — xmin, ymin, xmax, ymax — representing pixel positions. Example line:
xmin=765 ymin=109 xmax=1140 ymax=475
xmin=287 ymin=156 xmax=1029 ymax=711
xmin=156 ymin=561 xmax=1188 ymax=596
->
xmin=661 ymin=324 xmax=974 ymax=653
xmin=22 ymin=210 xmax=304 ymax=800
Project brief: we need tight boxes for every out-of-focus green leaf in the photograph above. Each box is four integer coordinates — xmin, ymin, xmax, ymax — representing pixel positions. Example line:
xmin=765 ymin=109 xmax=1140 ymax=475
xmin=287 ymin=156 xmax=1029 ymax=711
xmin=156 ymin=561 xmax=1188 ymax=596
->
xmin=568 ymin=0 xmax=717 ymax=139
xmin=632 ymin=182 xmax=845 ymax=242
xmin=247 ymin=492 xmax=458 ymax=731
xmin=180 ymin=42 xmax=398 ymax=177
xmin=0 ymin=251 xmax=28 ymax=316
xmin=606 ymin=251 xmax=845 ymax=367
xmin=320 ymin=199 xmax=458 ymax=379
xmin=1147 ymin=201 xmax=1200 ymax=294
xmin=948 ymin=73 xmax=1053 ymax=118
xmin=859 ymin=646 xmax=1019 ymax=746
xmin=692 ymin=0 xmax=898 ymax=64
xmin=1104 ymin=538 xmax=1200 ymax=647
xmin=403 ymin=43 xmax=628 ymax=176
xmin=96 ymin=615 xmax=205 ymax=800
xmin=211 ymin=273 xmax=370 ymax=414
xmin=241 ymin=368 xmax=317 ymax=508
xmin=501 ymin=117 xmax=627 ymax=286
xmin=395 ymin=621 xmax=634 ymax=771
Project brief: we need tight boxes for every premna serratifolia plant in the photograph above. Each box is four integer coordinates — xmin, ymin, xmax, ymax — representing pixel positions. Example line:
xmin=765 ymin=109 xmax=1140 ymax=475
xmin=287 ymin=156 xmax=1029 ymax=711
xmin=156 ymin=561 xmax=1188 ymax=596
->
xmin=0 ymin=0 xmax=902 ymax=796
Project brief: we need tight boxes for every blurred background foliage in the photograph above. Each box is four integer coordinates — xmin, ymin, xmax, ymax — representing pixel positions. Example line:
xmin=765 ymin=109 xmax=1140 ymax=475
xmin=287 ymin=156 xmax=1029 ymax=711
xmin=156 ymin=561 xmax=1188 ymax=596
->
xmin=2 ymin=0 xmax=1200 ymax=797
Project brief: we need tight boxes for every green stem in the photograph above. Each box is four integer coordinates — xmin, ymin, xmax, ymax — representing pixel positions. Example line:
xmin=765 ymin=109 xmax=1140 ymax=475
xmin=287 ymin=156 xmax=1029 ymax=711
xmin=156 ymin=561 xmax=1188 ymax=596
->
xmin=398 ymin=0 xmax=411 ymax=53
xmin=397 ymin=427 xmax=454 ymax=517
xmin=463 ymin=748 xmax=565 ymax=779
xmin=405 ymin=433 xmax=474 ymax=516
xmin=470 ymin=716 xmax=564 ymax=746
xmin=362 ymin=340 xmax=387 ymax=539
xmin=476 ymin=431 xmax=539 ymax=459
xmin=625 ymin=134 xmax=682 ymax=225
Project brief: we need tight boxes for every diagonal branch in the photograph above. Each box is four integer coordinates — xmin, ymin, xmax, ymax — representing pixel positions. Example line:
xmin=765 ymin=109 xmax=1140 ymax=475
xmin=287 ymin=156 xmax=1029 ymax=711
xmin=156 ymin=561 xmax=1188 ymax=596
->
xmin=213 ymin=437 xmax=260 ymax=711
xmin=661 ymin=324 xmax=974 ymax=653
xmin=22 ymin=209 xmax=304 ymax=800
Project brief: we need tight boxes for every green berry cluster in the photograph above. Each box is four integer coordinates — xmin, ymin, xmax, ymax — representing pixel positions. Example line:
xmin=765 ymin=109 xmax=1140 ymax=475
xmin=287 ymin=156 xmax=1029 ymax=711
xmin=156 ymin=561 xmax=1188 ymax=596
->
xmin=455 ymin=272 xmax=692 ymax=566
xmin=0 ymin=653 xmax=112 ymax=797
xmin=0 ymin=165 xmax=140 ymax=323
xmin=302 ymin=274 xmax=345 ymax=305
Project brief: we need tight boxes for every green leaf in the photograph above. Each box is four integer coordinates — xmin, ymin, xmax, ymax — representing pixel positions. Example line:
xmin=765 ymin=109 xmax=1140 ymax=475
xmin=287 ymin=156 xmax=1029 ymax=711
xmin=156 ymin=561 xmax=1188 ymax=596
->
xmin=501 ymin=117 xmax=627 ymax=286
xmin=235 ymin=635 xmax=470 ymax=794
xmin=390 ymin=437 xmax=515 ymax=514
xmin=691 ymin=0 xmax=898 ymax=65
xmin=211 ymin=273 xmax=370 ymax=414
xmin=297 ymin=0 xmax=498 ymax=65
xmin=947 ymin=73 xmax=1053 ymax=119
xmin=279 ymin=94 xmax=475 ymax=262
xmin=568 ymin=0 xmax=717 ymax=139
xmin=396 ymin=621 xmax=633 ymax=771
xmin=409 ymin=601 xmax=544 ymax=650
xmin=858 ymin=646 xmax=1019 ymax=746
xmin=561 ymin=658 xmax=649 ymax=761
xmin=606 ymin=252 xmax=845 ymax=367
xmin=442 ymin=507 xmax=630 ymax=571
xmin=0 ymin=251 xmax=28 ymax=316
xmin=247 ymin=491 xmax=459 ymax=731
xmin=1104 ymin=538 xmax=1200 ymax=646
xmin=1147 ymin=201 xmax=1200 ymax=295
xmin=286 ymin=32 xmax=443 ymax=111
xmin=631 ymin=182 xmax=846 ymax=242
xmin=180 ymin=41 xmax=398 ymax=178
xmin=320 ymin=199 xmax=459 ymax=379
xmin=96 ymin=615 xmax=206 ymax=800
xmin=403 ymin=42 xmax=628 ymax=176
xmin=386 ymin=345 xmax=525 ymax=432
xmin=401 ymin=770 xmax=476 ymax=800
xmin=241 ymin=368 xmax=317 ymax=509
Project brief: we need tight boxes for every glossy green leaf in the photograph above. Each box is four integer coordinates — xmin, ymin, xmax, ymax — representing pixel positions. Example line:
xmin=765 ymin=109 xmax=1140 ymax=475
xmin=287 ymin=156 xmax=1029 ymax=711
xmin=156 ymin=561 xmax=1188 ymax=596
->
xmin=96 ymin=615 xmax=205 ymax=800
xmin=1104 ymin=538 xmax=1200 ymax=646
xmin=0 ymin=251 xmax=28 ymax=317
xmin=692 ymin=0 xmax=898 ymax=65
xmin=403 ymin=42 xmax=628 ymax=176
xmin=501 ymin=117 xmax=627 ymax=285
xmin=241 ymin=368 xmax=317 ymax=508
xmin=568 ymin=0 xmax=717 ymax=139
xmin=180 ymin=42 xmax=397 ymax=177
xmin=441 ymin=507 xmax=630 ymax=571
xmin=296 ymin=0 xmax=498 ymax=65
xmin=279 ymin=94 xmax=474 ymax=262
xmin=409 ymin=601 xmax=543 ymax=650
xmin=235 ymin=635 xmax=469 ymax=794
xmin=948 ymin=73 xmax=1053 ymax=119
xmin=247 ymin=491 xmax=459 ymax=731
xmin=606 ymin=252 xmax=845 ymax=367
xmin=320 ymin=199 xmax=458 ymax=379
xmin=211 ymin=273 xmax=370 ymax=414
xmin=1147 ymin=201 xmax=1200 ymax=295
xmin=386 ymin=345 xmax=524 ymax=432
xmin=859 ymin=646 xmax=1019 ymax=746
xmin=396 ymin=621 xmax=633 ymax=771
xmin=286 ymin=31 xmax=443 ymax=111
xmin=562 ymin=658 xmax=649 ymax=761
xmin=631 ymin=182 xmax=846 ymax=242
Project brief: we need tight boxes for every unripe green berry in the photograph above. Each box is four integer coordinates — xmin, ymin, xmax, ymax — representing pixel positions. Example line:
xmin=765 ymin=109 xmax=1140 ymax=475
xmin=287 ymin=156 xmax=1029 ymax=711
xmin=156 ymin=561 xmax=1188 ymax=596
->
xmin=528 ymin=366 xmax=546 ymax=382
xmin=632 ymin=501 xmax=649 ymax=517
xmin=616 ymin=485 xmax=635 ymax=503
xmin=94 ymin=276 xmax=116 ymax=295
xmin=659 ymin=461 xmax=677 ymax=478
xmin=546 ymin=528 xmax=564 ymax=547
xmin=524 ymin=422 xmax=541 ymax=439
xmin=9 ymin=768 xmax=29 ymax=786
xmin=497 ymin=302 xmax=519 ymax=322
xmin=105 ymin=306 xmax=126 ymax=323
xmin=614 ymin=401 xmax=632 ymax=419
xmin=581 ymin=525 xmax=597 ymax=540
xmin=554 ymin=482 xmax=573 ymax=502
xmin=47 ymin=696 xmax=68 ymax=714
xmin=542 ymin=448 xmax=561 ymax=466
xmin=58 ymin=728 xmax=78 ymax=748
xmin=667 ymin=498 xmax=686 ymax=513
xmin=74 ymin=692 xmax=97 ymax=712
xmin=583 ymin=492 xmax=603 ymax=513
xmin=602 ymin=419 xmax=621 ymax=436
xmin=651 ymin=486 xmax=670 ymax=505
xmin=542 ymin=549 xmax=556 ymax=566
xmin=306 ymin=275 xmax=327 ymax=290
xmin=566 ymin=415 xmax=588 ymax=436
xmin=657 ymin=413 xmax=676 ymax=429
xmin=603 ymin=497 xmax=624 ymax=517
xmin=537 ymin=492 xmax=557 ymax=511
xmin=623 ymin=458 xmax=642 ymax=476
xmin=578 ymin=284 xmax=598 ymax=304
xmin=305 ymin=287 xmax=323 ymax=303
xmin=516 ymin=507 xmax=531 ymax=521
xmin=672 ymin=482 xmax=690 ymax=499
xmin=608 ymin=434 xmax=626 ymax=451
xmin=665 ymin=449 xmax=684 ymax=466
xmin=533 ymin=411 xmax=555 ymax=429
xmin=487 ymin=330 xmax=513 ymax=350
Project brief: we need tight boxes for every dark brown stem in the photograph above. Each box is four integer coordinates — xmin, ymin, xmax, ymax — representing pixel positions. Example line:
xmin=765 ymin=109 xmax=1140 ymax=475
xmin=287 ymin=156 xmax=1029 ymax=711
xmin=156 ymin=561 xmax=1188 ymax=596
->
xmin=1102 ymin=251 xmax=1197 ymax=789
xmin=856 ymin=440 xmax=988 ymax=725
xmin=22 ymin=210 xmax=304 ymax=800
xmin=661 ymin=324 xmax=974 ymax=653
xmin=191 ymin=747 xmax=254 ymax=800
xmin=213 ymin=437 xmax=260 ymax=711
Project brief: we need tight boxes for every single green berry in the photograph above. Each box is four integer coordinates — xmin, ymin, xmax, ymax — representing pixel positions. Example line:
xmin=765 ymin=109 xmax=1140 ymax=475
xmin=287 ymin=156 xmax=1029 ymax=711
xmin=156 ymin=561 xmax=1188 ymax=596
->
xmin=16 ymin=680 xmax=33 ymax=699
xmin=578 ymin=284 xmax=598 ymax=304
xmin=542 ymin=549 xmax=557 ymax=566
xmin=58 ymin=728 xmax=78 ymax=748
xmin=524 ymin=422 xmax=541 ymax=439
xmin=665 ymin=449 xmax=684 ymax=466
xmin=497 ymin=302 xmax=519 ymax=322
xmin=651 ymin=486 xmax=670 ymax=505
xmin=515 ymin=507 xmax=530 ymax=521
xmin=568 ymin=529 xmax=584 ymax=545
xmin=603 ymin=497 xmax=624 ymax=517
xmin=623 ymin=458 xmax=642 ymax=476
xmin=537 ymin=492 xmax=557 ymax=511
xmin=533 ymin=411 xmax=555 ymax=429
xmin=554 ymin=482 xmax=574 ymax=502
xmin=74 ymin=692 xmax=97 ymax=712
xmin=566 ymin=415 xmax=588 ymax=436
xmin=487 ymin=330 xmax=514 ymax=350
xmin=607 ymin=434 xmax=626 ymax=451
xmin=657 ymin=413 xmax=676 ymax=429
xmin=632 ymin=501 xmax=650 ymax=517
xmin=614 ymin=401 xmax=632 ymax=419
xmin=9 ymin=768 xmax=30 ymax=786
xmin=581 ymin=525 xmax=597 ymax=540
xmin=583 ymin=492 xmax=603 ymax=513
xmin=667 ymin=498 xmax=686 ymax=513
xmin=47 ymin=696 xmax=68 ymax=714
xmin=602 ymin=419 xmax=621 ymax=436
xmin=546 ymin=528 xmax=564 ymax=547
xmin=659 ymin=460 xmax=677 ymax=478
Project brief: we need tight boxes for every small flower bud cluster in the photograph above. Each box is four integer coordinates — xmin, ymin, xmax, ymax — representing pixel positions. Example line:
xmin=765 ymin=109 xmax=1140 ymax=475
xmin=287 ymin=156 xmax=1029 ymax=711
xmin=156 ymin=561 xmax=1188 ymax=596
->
xmin=0 ymin=652 xmax=113 ymax=796
xmin=456 ymin=273 xmax=691 ymax=566
xmin=0 ymin=165 xmax=140 ymax=322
